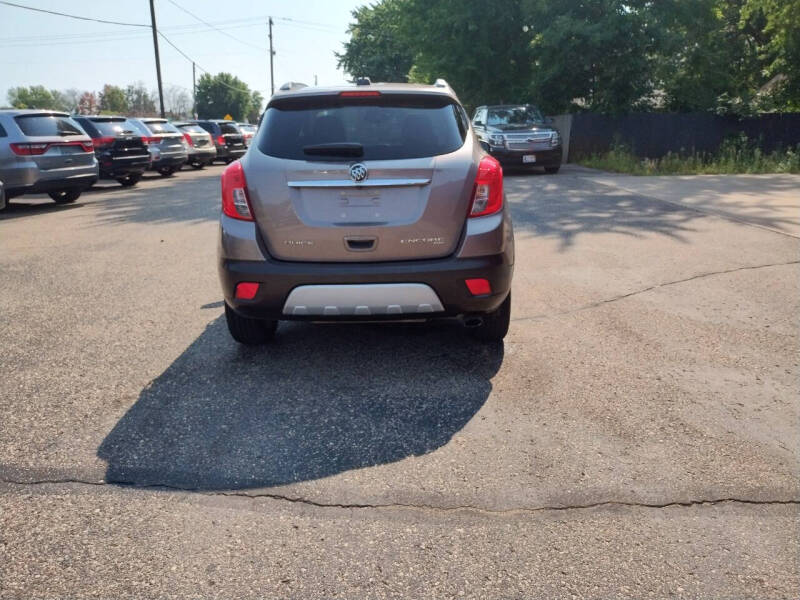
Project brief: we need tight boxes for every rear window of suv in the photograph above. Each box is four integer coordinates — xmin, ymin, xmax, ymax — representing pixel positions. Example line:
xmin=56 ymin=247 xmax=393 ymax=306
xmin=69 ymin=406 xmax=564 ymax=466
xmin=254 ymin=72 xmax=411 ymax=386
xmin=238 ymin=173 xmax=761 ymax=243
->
xmin=137 ymin=120 xmax=180 ymax=135
xmin=15 ymin=114 xmax=83 ymax=137
xmin=90 ymin=118 xmax=138 ymax=136
xmin=258 ymin=94 xmax=467 ymax=161
xmin=177 ymin=124 xmax=207 ymax=134
xmin=219 ymin=122 xmax=240 ymax=135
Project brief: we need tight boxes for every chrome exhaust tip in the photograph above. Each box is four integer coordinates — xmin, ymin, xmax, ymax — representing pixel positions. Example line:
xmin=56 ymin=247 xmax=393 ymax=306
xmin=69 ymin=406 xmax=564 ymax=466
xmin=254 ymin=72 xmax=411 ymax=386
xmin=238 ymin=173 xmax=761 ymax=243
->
xmin=463 ymin=316 xmax=484 ymax=328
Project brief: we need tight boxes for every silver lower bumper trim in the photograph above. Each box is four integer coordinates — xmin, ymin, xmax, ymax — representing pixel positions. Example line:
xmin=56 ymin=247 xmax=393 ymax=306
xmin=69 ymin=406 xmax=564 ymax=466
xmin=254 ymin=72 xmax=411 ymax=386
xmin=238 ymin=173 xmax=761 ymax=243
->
xmin=282 ymin=283 xmax=444 ymax=317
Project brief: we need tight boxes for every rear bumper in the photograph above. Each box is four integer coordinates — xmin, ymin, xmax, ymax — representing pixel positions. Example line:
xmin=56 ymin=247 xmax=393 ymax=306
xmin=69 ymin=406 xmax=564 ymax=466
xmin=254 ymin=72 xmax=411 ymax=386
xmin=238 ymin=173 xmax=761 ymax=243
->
xmin=3 ymin=160 xmax=99 ymax=195
xmin=150 ymin=154 xmax=187 ymax=170
xmin=187 ymin=147 xmax=217 ymax=161
xmin=7 ymin=173 xmax=98 ymax=195
xmin=98 ymin=154 xmax=150 ymax=178
xmin=221 ymin=252 xmax=512 ymax=321
xmin=490 ymin=146 xmax=562 ymax=167
xmin=216 ymin=145 xmax=246 ymax=160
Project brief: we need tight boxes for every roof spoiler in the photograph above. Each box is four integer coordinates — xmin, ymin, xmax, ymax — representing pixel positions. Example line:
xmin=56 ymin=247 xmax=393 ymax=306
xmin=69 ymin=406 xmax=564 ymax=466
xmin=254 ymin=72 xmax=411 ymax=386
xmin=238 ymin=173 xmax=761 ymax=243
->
xmin=278 ymin=81 xmax=308 ymax=92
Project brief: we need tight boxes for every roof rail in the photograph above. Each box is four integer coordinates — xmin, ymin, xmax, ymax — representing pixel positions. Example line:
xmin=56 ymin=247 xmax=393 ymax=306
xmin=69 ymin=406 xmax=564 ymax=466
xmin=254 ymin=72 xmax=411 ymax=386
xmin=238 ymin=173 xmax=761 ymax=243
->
xmin=355 ymin=77 xmax=372 ymax=86
xmin=278 ymin=81 xmax=308 ymax=92
xmin=434 ymin=78 xmax=450 ymax=89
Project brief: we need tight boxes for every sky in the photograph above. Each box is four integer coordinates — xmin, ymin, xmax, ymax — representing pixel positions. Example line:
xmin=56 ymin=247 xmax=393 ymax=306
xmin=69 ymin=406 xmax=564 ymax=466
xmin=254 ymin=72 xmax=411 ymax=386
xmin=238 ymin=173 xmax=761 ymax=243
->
xmin=0 ymin=0 xmax=365 ymax=106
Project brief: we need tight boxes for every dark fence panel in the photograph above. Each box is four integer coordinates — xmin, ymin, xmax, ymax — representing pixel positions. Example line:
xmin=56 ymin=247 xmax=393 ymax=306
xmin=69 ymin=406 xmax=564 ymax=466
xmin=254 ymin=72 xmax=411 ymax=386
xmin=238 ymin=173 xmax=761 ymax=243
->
xmin=568 ymin=112 xmax=800 ymax=160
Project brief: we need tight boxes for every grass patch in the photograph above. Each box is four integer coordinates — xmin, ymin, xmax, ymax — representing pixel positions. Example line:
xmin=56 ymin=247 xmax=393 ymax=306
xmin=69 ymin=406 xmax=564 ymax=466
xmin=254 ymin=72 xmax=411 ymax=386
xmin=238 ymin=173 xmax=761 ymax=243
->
xmin=578 ymin=135 xmax=800 ymax=175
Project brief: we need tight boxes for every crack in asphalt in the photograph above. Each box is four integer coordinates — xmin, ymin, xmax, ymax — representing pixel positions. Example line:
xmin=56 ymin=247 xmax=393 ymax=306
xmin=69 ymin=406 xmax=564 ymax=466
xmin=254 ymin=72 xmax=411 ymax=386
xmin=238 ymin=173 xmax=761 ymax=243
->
xmin=2 ymin=478 xmax=798 ymax=515
xmin=512 ymin=259 xmax=800 ymax=323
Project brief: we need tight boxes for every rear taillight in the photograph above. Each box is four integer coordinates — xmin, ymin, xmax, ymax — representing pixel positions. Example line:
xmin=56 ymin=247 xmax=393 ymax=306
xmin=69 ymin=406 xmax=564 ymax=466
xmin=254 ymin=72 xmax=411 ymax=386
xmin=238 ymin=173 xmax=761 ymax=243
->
xmin=469 ymin=156 xmax=503 ymax=218
xmin=94 ymin=136 xmax=115 ymax=149
xmin=221 ymin=161 xmax=253 ymax=221
xmin=10 ymin=141 xmax=93 ymax=155
xmin=142 ymin=136 xmax=162 ymax=145
xmin=10 ymin=143 xmax=49 ymax=155
xmin=217 ymin=135 xmax=226 ymax=146
xmin=183 ymin=133 xmax=194 ymax=147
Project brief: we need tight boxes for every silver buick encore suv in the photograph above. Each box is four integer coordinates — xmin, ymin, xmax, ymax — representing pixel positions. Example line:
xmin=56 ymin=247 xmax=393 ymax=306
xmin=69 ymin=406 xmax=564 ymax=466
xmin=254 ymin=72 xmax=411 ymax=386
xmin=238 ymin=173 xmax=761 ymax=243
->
xmin=218 ymin=80 xmax=515 ymax=344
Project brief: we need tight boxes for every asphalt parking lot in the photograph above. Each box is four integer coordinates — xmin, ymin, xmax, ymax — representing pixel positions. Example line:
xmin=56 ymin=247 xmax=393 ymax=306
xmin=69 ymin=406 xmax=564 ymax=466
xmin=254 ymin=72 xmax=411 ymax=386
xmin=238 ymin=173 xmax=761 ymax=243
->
xmin=1 ymin=165 xmax=798 ymax=599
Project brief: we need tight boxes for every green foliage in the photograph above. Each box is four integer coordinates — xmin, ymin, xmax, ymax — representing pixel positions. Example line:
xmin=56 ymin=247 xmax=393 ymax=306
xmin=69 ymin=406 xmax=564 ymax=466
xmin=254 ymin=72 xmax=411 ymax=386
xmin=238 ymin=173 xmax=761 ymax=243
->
xmin=742 ymin=0 xmax=800 ymax=110
xmin=99 ymin=84 xmax=129 ymax=114
xmin=246 ymin=91 xmax=264 ymax=123
xmin=403 ymin=0 xmax=533 ymax=111
xmin=336 ymin=0 xmax=800 ymax=114
xmin=336 ymin=0 xmax=413 ymax=82
xmin=7 ymin=85 xmax=61 ymax=110
xmin=196 ymin=72 xmax=254 ymax=121
xmin=524 ymin=0 xmax=659 ymax=114
xmin=579 ymin=137 xmax=800 ymax=174
xmin=125 ymin=82 xmax=157 ymax=116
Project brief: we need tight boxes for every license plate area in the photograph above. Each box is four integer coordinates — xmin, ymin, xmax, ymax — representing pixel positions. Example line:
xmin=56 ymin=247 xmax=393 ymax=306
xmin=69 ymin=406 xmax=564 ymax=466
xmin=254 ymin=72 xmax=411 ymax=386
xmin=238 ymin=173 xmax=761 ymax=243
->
xmin=522 ymin=154 xmax=537 ymax=163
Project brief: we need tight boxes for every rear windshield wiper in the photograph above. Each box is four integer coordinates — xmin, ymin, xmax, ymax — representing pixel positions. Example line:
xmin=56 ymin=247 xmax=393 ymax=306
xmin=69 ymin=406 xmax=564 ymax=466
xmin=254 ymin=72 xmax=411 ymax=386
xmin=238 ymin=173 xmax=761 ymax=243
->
xmin=302 ymin=143 xmax=363 ymax=157
xmin=59 ymin=130 xmax=82 ymax=136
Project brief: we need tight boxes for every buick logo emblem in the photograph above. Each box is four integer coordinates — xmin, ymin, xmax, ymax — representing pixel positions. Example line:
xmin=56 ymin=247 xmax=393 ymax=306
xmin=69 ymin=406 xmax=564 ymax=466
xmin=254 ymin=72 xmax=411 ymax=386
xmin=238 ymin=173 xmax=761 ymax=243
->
xmin=349 ymin=163 xmax=368 ymax=183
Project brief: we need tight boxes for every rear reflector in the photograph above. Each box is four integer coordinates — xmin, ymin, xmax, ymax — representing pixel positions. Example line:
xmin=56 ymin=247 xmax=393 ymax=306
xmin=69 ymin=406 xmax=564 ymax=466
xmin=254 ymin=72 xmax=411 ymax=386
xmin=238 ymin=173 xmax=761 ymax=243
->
xmin=339 ymin=90 xmax=381 ymax=97
xmin=465 ymin=278 xmax=492 ymax=296
xmin=221 ymin=160 xmax=253 ymax=221
xmin=235 ymin=282 xmax=259 ymax=300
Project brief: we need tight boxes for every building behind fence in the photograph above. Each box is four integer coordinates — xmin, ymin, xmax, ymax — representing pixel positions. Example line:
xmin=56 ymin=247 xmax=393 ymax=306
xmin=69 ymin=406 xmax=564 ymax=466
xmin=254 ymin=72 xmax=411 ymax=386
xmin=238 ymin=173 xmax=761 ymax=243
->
xmin=552 ymin=112 xmax=800 ymax=162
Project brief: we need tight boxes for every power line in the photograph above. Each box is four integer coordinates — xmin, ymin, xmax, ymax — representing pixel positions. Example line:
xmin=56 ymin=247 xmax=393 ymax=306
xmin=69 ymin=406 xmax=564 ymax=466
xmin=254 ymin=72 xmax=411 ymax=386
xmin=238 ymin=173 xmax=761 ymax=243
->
xmin=0 ymin=0 xmax=149 ymax=27
xmin=165 ymin=0 xmax=266 ymax=51
xmin=156 ymin=31 xmax=256 ymax=95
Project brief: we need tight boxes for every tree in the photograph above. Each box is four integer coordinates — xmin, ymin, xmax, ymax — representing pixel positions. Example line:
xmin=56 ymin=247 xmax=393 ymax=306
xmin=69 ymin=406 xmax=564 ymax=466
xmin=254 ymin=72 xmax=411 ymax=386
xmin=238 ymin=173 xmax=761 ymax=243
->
xmin=742 ymin=0 xmax=800 ymax=110
xmin=523 ymin=0 xmax=659 ymax=114
xmin=125 ymin=82 xmax=157 ymax=116
xmin=246 ymin=90 xmax=264 ymax=123
xmin=336 ymin=0 xmax=414 ymax=82
xmin=7 ymin=85 xmax=57 ymax=109
xmin=77 ymin=91 xmax=99 ymax=115
xmin=401 ymin=0 xmax=534 ymax=111
xmin=195 ymin=72 xmax=253 ymax=120
xmin=164 ymin=84 xmax=191 ymax=119
xmin=99 ymin=84 xmax=129 ymax=114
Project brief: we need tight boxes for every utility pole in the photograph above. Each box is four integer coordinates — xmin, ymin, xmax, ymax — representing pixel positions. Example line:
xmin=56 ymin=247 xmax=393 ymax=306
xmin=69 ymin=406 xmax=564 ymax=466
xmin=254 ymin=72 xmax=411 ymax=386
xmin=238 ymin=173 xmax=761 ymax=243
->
xmin=149 ymin=0 xmax=165 ymax=118
xmin=192 ymin=62 xmax=197 ymax=118
xmin=314 ymin=74 xmax=318 ymax=86
xmin=268 ymin=17 xmax=275 ymax=96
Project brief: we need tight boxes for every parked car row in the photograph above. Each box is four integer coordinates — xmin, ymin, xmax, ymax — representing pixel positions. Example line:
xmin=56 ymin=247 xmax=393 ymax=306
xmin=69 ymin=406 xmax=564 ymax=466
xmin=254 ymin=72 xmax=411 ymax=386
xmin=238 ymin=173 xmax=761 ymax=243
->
xmin=0 ymin=109 xmax=255 ymax=208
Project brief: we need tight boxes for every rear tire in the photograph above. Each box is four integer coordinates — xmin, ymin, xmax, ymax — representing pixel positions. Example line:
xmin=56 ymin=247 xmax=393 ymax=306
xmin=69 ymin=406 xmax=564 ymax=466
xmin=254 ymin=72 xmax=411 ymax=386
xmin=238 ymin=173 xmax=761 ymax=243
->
xmin=48 ymin=189 xmax=81 ymax=204
xmin=545 ymin=166 xmax=561 ymax=174
xmin=158 ymin=166 xmax=176 ymax=177
xmin=469 ymin=292 xmax=510 ymax=342
xmin=116 ymin=173 xmax=142 ymax=187
xmin=225 ymin=303 xmax=277 ymax=345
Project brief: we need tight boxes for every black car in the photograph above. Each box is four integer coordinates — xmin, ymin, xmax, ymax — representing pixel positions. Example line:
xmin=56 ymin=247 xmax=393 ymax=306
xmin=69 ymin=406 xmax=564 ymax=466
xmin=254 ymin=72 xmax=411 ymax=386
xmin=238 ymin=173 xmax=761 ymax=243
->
xmin=72 ymin=116 xmax=151 ymax=186
xmin=191 ymin=120 xmax=246 ymax=164
xmin=472 ymin=104 xmax=562 ymax=173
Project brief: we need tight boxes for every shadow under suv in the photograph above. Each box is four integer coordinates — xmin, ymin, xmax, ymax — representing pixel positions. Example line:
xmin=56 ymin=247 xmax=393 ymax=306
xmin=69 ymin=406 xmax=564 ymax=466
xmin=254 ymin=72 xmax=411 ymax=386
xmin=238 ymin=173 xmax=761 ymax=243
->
xmin=218 ymin=81 xmax=514 ymax=344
